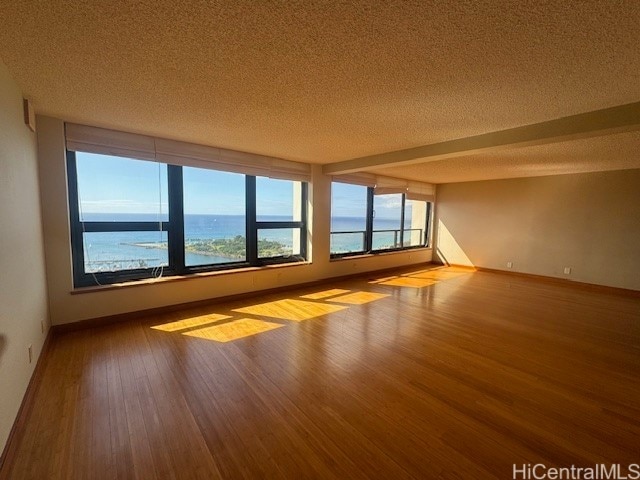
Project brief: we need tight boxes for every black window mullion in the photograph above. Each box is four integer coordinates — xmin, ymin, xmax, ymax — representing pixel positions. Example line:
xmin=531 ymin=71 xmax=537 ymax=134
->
xmin=81 ymin=221 xmax=169 ymax=232
xmin=66 ymin=150 xmax=87 ymax=286
xmin=425 ymin=202 xmax=432 ymax=247
xmin=399 ymin=194 xmax=406 ymax=248
xmin=255 ymin=221 xmax=304 ymax=229
xmin=167 ymin=165 xmax=185 ymax=273
xmin=365 ymin=187 xmax=374 ymax=252
xmin=300 ymin=182 xmax=308 ymax=259
xmin=246 ymin=176 xmax=258 ymax=264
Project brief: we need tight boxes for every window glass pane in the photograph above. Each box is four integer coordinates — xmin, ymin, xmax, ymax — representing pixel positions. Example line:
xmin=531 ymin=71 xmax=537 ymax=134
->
xmin=76 ymin=152 xmax=168 ymax=222
xmin=183 ymin=167 xmax=246 ymax=266
xmin=256 ymin=177 xmax=301 ymax=221
xmin=372 ymin=194 xmax=402 ymax=250
xmin=257 ymin=229 xmax=301 ymax=258
xmin=83 ymin=231 xmax=168 ymax=273
xmin=330 ymin=182 xmax=367 ymax=254
xmin=403 ymin=200 xmax=427 ymax=247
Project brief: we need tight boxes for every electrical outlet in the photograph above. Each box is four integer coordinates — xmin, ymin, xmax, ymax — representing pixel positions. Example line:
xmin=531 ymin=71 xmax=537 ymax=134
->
xmin=28 ymin=345 xmax=33 ymax=364
xmin=564 ymin=267 xmax=571 ymax=275
xmin=507 ymin=261 xmax=513 ymax=269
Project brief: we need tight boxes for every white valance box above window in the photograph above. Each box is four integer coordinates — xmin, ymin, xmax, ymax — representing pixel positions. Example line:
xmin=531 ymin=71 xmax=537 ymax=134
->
xmin=65 ymin=123 xmax=311 ymax=182
xmin=332 ymin=172 xmax=435 ymax=202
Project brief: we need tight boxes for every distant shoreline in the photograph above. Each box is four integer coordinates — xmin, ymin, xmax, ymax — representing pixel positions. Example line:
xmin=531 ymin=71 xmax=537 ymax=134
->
xmin=123 ymin=239 xmax=291 ymax=260
xmin=124 ymin=242 xmax=243 ymax=259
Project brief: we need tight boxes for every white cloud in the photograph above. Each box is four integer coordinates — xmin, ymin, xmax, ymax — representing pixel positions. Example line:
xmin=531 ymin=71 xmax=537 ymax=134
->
xmin=377 ymin=196 xmax=402 ymax=209
xmin=80 ymin=199 xmax=168 ymax=214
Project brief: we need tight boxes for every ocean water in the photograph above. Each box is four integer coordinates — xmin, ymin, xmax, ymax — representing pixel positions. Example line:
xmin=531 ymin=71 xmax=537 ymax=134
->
xmin=80 ymin=213 xmax=416 ymax=272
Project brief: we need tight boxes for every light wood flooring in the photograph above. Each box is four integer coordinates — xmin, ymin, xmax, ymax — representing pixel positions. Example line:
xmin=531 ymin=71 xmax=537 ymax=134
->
xmin=2 ymin=266 xmax=639 ymax=479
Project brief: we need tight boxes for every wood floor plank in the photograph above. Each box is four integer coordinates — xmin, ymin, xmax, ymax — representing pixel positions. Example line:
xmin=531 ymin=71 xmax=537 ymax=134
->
xmin=2 ymin=267 xmax=639 ymax=479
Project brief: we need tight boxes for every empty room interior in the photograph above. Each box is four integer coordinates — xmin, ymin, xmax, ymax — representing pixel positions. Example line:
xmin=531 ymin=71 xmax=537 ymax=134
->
xmin=1 ymin=2 xmax=639 ymax=479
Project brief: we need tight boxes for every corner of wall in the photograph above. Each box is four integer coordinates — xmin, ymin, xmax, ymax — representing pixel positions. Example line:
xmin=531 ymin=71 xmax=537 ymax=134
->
xmin=0 ymin=61 xmax=50 ymax=461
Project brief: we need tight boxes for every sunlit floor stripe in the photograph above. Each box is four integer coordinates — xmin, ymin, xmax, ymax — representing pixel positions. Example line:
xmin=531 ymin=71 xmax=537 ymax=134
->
xmin=300 ymin=288 xmax=351 ymax=300
xmin=233 ymin=298 xmax=347 ymax=322
xmin=377 ymin=277 xmax=437 ymax=288
xmin=406 ymin=271 xmax=471 ymax=281
xmin=182 ymin=318 xmax=284 ymax=342
xmin=328 ymin=291 xmax=389 ymax=305
xmin=151 ymin=313 xmax=232 ymax=332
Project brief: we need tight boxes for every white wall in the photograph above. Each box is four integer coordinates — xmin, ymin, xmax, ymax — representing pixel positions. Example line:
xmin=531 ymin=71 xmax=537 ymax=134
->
xmin=435 ymin=170 xmax=640 ymax=291
xmin=37 ymin=116 xmax=433 ymax=325
xmin=0 ymin=63 xmax=49 ymax=455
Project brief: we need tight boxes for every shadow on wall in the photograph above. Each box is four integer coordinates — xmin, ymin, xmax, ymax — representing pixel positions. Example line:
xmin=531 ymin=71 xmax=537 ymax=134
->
xmin=435 ymin=220 xmax=474 ymax=267
xmin=0 ymin=333 xmax=6 ymax=366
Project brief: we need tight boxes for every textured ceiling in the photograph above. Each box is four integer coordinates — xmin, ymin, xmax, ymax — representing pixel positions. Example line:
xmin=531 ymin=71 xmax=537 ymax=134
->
xmin=0 ymin=0 xmax=639 ymax=182
xmin=373 ymin=130 xmax=640 ymax=184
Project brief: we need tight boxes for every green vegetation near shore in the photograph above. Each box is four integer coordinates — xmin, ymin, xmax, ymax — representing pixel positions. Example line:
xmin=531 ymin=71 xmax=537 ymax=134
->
xmin=187 ymin=235 xmax=292 ymax=258
xmin=132 ymin=235 xmax=291 ymax=259
xmin=186 ymin=235 xmax=246 ymax=258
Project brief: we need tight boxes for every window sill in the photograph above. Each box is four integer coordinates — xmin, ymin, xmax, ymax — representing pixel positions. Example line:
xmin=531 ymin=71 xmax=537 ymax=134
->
xmin=70 ymin=260 xmax=311 ymax=294
xmin=330 ymin=247 xmax=432 ymax=262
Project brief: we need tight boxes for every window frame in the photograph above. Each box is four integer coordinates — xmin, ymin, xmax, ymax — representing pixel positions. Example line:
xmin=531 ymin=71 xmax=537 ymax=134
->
xmin=330 ymin=183 xmax=431 ymax=259
xmin=67 ymin=151 xmax=308 ymax=287
xmin=248 ymin=176 xmax=308 ymax=265
xmin=371 ymin=192 xmax=405 ymax=252
xmin=328 ymin=182 xmax=372 ymax=257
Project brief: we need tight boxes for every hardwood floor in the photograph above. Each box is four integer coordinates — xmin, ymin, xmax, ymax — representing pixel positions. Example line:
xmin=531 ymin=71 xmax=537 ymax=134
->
xmin=2 ymin=266 xmax=639 ymax=479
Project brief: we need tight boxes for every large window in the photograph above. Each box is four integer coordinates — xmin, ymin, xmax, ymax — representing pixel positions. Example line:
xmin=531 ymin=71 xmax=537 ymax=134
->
xmin=67 ymin=151 xmax=308 ymax=287
xmin=403 ymin=199 xmax=429 ymax=247
xmin=183 ymin=167 xmax=246 ymax=267
xmin=72 ymin=152 xmax=169 ymax=278
xmin=330 ymin=182 xmax=369 ymax=255
xmin=373 ymin=193 xmax=403 ymax=250
xmin=330 ymin=182 xmax=431 ymax=257
xmin=255 ymin=177 xmax=307 ymax=260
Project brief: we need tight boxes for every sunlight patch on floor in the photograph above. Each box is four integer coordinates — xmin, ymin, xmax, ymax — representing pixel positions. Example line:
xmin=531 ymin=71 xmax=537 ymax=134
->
xmin=368 ymin=267 xmax=475 ymax=288
xmin=374 ymin=276 xmax=438 ymax=288
xmin=300 ymin=288 xmax=351 ymax=300
xmin=328 ymin=291 xmax=389 ymax=305
xmin=369 ymin=275 xmax=398 ymax=283
xmin=151 ymin=313 xmax=232 ymax=332
xmin=406 ymin=270 xmax=470 ymax=281
xmin=233 ymin=298 xmax=347 ymax=322
xmin=183 ymin=318 xmax=284 ymax=342
xmin=151 ymin=270 xmax=469 ymax=341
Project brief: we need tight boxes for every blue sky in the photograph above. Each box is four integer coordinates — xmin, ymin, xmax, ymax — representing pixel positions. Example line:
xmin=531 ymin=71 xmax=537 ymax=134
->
xmin=332 ymin=181 xmax=406 ymax=219
xmin=76 ymin=152 xmax=403 ymax=219
xmin=76 ymin=152 xmax=295 ymax=216
xmin=76 ymin=153 xmax=169 ymax=215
